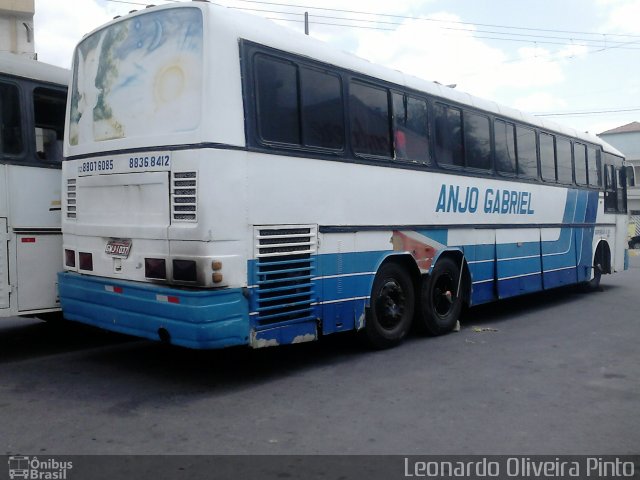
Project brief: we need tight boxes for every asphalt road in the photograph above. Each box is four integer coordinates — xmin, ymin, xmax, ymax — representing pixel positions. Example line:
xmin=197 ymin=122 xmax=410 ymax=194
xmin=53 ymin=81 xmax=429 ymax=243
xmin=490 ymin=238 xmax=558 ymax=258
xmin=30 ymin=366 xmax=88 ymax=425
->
xmin=1 ymin=257 xmax=639 ymax=456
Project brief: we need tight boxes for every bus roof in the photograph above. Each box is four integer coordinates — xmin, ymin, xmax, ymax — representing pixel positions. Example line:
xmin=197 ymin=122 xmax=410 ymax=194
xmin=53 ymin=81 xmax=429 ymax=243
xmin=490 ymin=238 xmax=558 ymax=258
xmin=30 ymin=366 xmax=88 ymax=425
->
xmin=79 ymin=1 xmax=625 ymax=159
xmin=0 ymin=52 xmax=69 ymax=87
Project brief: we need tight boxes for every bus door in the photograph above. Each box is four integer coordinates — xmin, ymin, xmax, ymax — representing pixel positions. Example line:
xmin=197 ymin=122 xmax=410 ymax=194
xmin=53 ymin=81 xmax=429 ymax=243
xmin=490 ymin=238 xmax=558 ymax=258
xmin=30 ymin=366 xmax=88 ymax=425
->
xmin=496 ymin=228 xmax=543 ymax=299
xmin=0 ymin=218 xmax=8 ymax=309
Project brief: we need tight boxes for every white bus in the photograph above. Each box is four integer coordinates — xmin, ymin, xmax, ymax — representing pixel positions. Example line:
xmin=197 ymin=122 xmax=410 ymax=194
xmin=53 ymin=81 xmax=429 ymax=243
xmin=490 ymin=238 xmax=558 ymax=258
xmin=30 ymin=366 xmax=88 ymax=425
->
xmin=0 ymin=53 xmax=67 ymax=319
xmin=59 ymin=3 xmax=629 ymax=349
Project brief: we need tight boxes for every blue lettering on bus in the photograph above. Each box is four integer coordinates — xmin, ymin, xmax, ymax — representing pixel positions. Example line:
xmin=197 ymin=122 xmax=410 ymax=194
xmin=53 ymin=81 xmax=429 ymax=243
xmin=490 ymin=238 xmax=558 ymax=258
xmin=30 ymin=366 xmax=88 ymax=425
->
xmin=437 ymin=184 xmax=534 ymax=215
xmin=436 ymin=185 xmax=480 ymax=213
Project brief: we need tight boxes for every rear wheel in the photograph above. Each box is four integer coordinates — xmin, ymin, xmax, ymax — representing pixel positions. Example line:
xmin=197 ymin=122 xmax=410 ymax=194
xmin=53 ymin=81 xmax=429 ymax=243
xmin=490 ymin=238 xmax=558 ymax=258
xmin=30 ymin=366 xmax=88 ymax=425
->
xmin=579 ymin=246 xmax=605 ymax=292
xmin=364 ymin=262 xmax=415 ymax=349
xmin=417 ymin=257 xmax=462 ymax=336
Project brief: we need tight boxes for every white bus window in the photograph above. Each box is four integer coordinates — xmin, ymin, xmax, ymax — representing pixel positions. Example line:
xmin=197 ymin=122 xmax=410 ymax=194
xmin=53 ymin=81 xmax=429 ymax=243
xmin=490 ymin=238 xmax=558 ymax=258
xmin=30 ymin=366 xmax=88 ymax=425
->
xmin=0 ymin=82 xmax=23 ymax=156
xmin=256 ymin=55 xmax=300 ymax=145
xmin=434 ymin=103 xmax=463 ymax=167
xmin=556 ymin=137 xmax=572 ymax=184
xmin=350 ymin=82 xmax=391 ymax=157
xmin=464 ymin=111 xmax=491 ymax=170
xmin=516 ymin=125 xmax=537 ymax=178
xmin=495 ymin=119 xmax=516 ymax=174
xmin=540 ymin=133 xmax=556 ymax=182
xmin=574 ymin=143 xmax=588 ymax=186
xmin=300 ymin=68 xmax=344 ymax=150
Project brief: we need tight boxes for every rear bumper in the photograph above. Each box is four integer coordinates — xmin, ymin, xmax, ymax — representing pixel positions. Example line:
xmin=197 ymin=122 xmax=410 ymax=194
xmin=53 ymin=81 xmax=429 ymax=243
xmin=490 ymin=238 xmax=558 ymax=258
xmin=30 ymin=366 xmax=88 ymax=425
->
xmin=58 ymin=272 xmax=250 ymax=349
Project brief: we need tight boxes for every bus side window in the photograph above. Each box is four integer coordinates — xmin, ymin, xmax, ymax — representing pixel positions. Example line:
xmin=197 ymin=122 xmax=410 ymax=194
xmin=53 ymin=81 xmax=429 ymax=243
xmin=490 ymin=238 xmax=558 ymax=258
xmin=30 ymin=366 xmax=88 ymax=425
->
xmin=515 ymin=125 xmax=537 ymax=178
xmin=300 ymin=67 xmax=344 ymax=150
xmin=392 ymin=93 xmax=429 ymax=163
xmin=616 ymin=168 xmax=627 ymax=213
xmin=463 ymin=111 xmax=491 ymax=170
xmin=0 ymin=82 xmax=24 ymax=156
xmin=574 ymin=142 xmax=588 ymax=186
xmin=587 ymin=146 xmax=600 ymax=187
xmin=434 ymin=103 xmax=463 ymax=168
xmin=495 ymin=119 xmax=516 ymax=175
xmin=33 ymin=87 xmax=67 ymax=163
xmin=556 ymin=137 xmax=572 ymax=184
xmin=539 ymin=132 xmax=556 ymax=182
xmin=255 ymin=55 xmax=300 ymax=145
xmin=349 ymin=81 xmax=391 ymax=158
xmin=604 ymin=164 xmax=616 ymax=212
xmin=626 ymin=166 xmax=636 ymax=187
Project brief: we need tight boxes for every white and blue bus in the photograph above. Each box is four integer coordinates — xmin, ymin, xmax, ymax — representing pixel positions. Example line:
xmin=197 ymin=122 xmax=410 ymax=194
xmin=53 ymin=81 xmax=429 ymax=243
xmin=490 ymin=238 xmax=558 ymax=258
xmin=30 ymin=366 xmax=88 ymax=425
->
xmin=58 ymin=2 xmax=629 ymax=349
xmin=0 ymin=53 xmax=67 ymax=319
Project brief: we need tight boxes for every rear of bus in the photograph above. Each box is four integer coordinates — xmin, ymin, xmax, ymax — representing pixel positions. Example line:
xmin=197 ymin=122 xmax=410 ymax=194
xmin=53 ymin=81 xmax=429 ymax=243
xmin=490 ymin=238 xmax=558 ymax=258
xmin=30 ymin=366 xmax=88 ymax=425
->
xmin=59 ymin=3 xmax=252 ymax=348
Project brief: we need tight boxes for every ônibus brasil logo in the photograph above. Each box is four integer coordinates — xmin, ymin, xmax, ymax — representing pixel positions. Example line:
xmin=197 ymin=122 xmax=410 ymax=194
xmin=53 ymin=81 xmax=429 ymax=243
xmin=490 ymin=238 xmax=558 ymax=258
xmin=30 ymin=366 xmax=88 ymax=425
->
xmin=8 ymin=456 xmax=73 ymax=479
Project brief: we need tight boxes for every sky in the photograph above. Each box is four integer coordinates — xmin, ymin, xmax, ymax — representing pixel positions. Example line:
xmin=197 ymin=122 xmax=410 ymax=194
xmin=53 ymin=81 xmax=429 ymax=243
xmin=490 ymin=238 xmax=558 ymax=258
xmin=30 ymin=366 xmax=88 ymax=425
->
xmin=32 ymin=0 xmax=640 ymax=136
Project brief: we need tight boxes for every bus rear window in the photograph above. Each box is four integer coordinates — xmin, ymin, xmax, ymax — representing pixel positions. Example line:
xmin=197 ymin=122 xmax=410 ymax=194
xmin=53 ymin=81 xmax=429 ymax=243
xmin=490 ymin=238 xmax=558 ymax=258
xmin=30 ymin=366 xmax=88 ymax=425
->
xmin=69 ymin=7 xmax=203 ymax=146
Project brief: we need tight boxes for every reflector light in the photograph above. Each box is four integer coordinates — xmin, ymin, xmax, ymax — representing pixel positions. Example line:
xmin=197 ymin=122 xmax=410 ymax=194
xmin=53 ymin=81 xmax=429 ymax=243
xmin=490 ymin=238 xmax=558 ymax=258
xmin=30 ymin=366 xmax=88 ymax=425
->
xmin=65 ymin=249 xmax=76 ymax=268
xmin=156 ymin=294 xmax=180 ymax=304
xmin=79 ymin=252 xmax=93 ymax=271
xmin=22 ymin=238 xmax=36 ymax=243
xmin=105 ymin=285 xmax=123 ymax=293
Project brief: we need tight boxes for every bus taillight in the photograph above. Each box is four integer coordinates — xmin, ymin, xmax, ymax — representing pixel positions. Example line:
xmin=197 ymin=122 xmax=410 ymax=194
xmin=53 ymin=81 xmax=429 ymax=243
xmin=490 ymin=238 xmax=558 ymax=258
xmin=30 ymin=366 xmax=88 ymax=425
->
xmin=173 ymin=259 xmax=197 ymax=282
xmin=145 ymin=258 xmax=167 ymax=280
xmin=65 ymin=249 xmax=76 ymax=268
xmin=79 ymin=252 xmax=93 ymax=271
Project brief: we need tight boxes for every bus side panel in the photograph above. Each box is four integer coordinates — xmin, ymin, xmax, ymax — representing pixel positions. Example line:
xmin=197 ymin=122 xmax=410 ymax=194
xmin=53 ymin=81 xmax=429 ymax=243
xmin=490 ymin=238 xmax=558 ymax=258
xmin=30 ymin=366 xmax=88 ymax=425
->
xmin=496 ymin=228 xmax=543 ymax=299
xmin=16 ymin=233 xmax=62 ymax=312
xmin=541 ymin=189 xmax=584 ymax=289
xmin=575 ymin=227 xmax=595 ymax=283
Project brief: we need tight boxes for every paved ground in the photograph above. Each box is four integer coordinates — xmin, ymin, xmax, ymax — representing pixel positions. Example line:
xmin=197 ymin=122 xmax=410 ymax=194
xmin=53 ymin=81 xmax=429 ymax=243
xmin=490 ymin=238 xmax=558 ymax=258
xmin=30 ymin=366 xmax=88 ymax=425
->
xmin=1 ymin=257 xmax=639 ymax=456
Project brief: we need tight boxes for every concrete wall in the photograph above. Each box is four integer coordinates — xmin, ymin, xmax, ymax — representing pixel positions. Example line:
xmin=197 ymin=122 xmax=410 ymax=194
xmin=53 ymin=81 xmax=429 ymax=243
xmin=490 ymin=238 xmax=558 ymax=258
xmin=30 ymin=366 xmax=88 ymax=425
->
xmin=0 ymin=0 xmax=35 ymax=58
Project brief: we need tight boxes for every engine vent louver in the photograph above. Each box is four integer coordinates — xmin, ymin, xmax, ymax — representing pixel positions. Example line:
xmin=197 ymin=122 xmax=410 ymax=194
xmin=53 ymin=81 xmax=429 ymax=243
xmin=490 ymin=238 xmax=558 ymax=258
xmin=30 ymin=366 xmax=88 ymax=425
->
xmin=253 ymin=226 xmax=318 ymax=326
xmin=171 ymin=171 xmax=197 ymax=222
xmin=66 ymin=178 xmax=77 ymax=219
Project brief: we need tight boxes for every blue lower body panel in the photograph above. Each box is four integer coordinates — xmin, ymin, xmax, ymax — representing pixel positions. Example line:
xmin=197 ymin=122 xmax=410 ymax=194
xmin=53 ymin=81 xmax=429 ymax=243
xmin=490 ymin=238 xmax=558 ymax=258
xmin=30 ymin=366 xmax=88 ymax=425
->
xmin=58 ymin=272 xmax=250 ymax=349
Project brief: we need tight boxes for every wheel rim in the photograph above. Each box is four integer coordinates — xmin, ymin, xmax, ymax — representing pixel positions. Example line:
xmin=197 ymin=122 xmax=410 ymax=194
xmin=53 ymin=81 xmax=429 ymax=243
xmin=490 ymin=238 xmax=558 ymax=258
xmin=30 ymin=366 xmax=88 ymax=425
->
xmin=375 ymin=279 xmax=406 ymax=330
xmin=433 ymin=272 xmax=456 ymax=318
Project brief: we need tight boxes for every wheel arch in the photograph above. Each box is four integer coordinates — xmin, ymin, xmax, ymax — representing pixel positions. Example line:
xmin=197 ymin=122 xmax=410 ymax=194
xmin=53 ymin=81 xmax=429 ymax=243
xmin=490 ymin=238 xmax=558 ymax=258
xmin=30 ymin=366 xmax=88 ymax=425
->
xmin=594 ymin=240 xmax=612 ymax=275
xmin=366 ymin=252 xmax=421 ymax=307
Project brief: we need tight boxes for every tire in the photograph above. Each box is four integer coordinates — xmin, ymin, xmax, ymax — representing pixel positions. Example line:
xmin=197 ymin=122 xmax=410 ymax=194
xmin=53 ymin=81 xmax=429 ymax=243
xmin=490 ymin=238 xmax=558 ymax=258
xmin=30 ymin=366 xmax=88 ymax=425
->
xmin=417 ymin=257 xmax=462 ymax=336
xmin=363 ymin=262 xmax=415 ymax=349
xmin=579 ymin=263 xmax=601 ymax=292
xmin=37 ymin=312 xmax=65 ymax=323
xmin=632 ymin=240 xmax=640 ymax=250
xmin=579 ymin=248 xmax=603 ymax=292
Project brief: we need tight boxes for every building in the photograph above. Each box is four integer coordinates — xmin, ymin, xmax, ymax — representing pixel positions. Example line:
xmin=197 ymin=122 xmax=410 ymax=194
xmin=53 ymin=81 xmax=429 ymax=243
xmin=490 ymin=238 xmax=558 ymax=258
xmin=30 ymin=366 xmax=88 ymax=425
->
xmin=599 ymin=121 xmax=640 ymax=238
xmin=0 ymin=0 xmax=35 ymax=59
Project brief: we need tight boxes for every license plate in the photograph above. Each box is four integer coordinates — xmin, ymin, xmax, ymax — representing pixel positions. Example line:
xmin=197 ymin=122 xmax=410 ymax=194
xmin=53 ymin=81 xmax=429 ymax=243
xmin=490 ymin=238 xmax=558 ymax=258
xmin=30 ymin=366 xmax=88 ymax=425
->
xmin=105 ymin=239 xmax=132 ymax=258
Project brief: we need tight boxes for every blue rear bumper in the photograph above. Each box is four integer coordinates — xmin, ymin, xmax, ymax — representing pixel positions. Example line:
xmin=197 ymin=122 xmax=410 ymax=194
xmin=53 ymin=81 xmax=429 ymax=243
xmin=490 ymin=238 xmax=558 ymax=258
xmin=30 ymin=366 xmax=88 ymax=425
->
xmin=58 ymin=272 xmax=251 ymax=349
